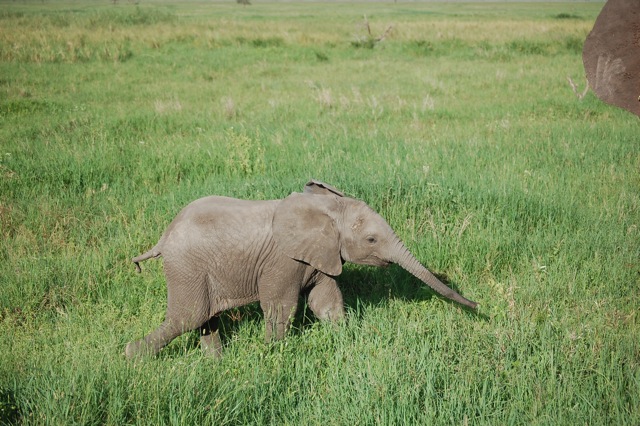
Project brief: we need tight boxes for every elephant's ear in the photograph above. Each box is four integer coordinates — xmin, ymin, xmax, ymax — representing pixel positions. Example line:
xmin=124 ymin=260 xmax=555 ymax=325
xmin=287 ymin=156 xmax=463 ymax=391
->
xmin=273 ymin=192 xmax=342 ymax=276
xmin=303 ymin=180 xmax=344 ymax=197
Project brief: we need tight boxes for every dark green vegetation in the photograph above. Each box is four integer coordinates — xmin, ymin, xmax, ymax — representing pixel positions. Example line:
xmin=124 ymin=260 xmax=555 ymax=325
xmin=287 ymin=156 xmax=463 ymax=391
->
xmin=1 ymin=2 xmax=638 ymax=424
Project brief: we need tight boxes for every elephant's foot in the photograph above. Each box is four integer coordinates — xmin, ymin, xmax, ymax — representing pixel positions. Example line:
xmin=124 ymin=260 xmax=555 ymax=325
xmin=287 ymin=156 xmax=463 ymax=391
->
xmin=125 ymin=339 xmax=158 ymax=359
xmin=199 ymin=316 xmax=223 ymax=358
xmin=125 ymin=322 xmax=181 ymax=359
xmin=262 ymin=302 xmax=297 ymax=342
xmin=200 ymin=331 xmax=223 ymax=358
xmin=308 ymin=276 xmax=345 ymax=321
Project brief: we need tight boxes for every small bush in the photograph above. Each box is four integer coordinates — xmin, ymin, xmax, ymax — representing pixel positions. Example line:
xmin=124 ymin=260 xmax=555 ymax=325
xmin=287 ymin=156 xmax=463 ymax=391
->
xmin=251 ymin=37 xmax=284 ymax=48
xmin=507 ymin=40 xmax=549 ymax=55
xmin=224 ymin=128 xmax=265 ymax=177
xmin=554 ymin=13 xmax=582 ymax=20
xmin=234 ymin=37 xmax=284 ymax=48
xmin=314 ymin=50 xmax=329 ymax=62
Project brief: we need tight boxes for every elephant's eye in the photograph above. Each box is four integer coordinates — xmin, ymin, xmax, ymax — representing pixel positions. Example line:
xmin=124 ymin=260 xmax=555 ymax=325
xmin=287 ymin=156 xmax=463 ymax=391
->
xmin=366 ymin=236 xmax=377 ymax=244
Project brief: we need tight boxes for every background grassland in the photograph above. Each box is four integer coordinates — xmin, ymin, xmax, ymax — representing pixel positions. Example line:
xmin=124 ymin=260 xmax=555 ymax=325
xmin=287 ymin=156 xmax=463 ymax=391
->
xmin=0 ymin=1 xmax=638 ymax=424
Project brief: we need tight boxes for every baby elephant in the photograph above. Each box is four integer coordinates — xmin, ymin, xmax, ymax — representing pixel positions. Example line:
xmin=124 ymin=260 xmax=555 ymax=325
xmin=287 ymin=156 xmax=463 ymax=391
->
xmin=125 ymin=180 xmax=477 ymax=358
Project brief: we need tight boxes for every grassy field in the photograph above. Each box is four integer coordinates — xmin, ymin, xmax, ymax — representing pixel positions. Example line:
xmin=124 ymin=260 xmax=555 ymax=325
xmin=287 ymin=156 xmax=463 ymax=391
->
xmin=1 ymin=1 xmax=638 ymax=424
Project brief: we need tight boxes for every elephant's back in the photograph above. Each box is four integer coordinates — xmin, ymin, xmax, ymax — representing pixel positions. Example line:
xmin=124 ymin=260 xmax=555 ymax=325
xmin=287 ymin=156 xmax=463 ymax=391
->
xmin=185 ymin=196 xmax=278 ymax=227
xmin=158 ymin=196 xmax=279 ymax=254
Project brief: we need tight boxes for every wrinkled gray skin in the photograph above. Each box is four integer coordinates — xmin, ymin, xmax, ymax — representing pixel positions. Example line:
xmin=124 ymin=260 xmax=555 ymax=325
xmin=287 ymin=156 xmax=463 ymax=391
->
xmin=125 ymin=180 xmax=477 ymax=359
xmin=583 ymin=0 xmax=640 ymax=117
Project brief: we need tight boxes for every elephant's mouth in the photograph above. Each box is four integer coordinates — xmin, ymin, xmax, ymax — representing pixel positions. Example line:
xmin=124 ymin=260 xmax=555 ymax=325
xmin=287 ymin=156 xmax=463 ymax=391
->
xmin=369 ymin=257 xmax=392 ymax=268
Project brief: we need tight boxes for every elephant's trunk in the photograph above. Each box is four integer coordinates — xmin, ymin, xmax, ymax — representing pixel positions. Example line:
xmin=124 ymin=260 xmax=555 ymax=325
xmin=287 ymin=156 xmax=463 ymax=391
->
xmin=391 ymin=239 xmax=478 ymax=310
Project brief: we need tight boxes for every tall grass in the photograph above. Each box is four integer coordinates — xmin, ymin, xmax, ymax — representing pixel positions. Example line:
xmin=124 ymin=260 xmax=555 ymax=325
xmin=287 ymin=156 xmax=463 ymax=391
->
xmin=1 ymin=2 xmax=638 ymax=424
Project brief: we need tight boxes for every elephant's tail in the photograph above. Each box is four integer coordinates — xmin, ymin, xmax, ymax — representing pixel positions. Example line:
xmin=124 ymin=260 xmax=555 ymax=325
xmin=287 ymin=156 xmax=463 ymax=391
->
xmin=132 ymin=247 xmax=161 ymax=273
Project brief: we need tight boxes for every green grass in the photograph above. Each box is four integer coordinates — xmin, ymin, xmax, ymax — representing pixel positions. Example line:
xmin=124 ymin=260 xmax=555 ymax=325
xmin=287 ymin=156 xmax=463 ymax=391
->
xmin=1 ymin=1 xmax=638 ymax=424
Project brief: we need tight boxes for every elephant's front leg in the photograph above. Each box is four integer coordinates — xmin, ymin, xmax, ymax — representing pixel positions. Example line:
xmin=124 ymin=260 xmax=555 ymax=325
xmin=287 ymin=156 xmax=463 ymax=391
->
xmin=259 ymin=279 xmax=300 ymax=343
xmin=260 ymin=297 xmax=298 ymax=342
xmin=308 ymin=274 xmax=345 ymax=322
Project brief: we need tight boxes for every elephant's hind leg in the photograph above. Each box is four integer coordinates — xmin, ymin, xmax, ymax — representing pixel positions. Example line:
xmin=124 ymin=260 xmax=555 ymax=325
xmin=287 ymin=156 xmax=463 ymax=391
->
xmin=200 ymin=316 xmax=223 ymax=358
xmin=125 ymin=319 xmax=186 ymax=359
xmin=126 ymin=262 xmax=211 ymax=359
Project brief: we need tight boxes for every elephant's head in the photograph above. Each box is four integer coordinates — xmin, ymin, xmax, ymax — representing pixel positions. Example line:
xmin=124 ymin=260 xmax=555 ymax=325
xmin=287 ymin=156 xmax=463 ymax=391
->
xmin=273 ymin=181 xmax=478 ymax=310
